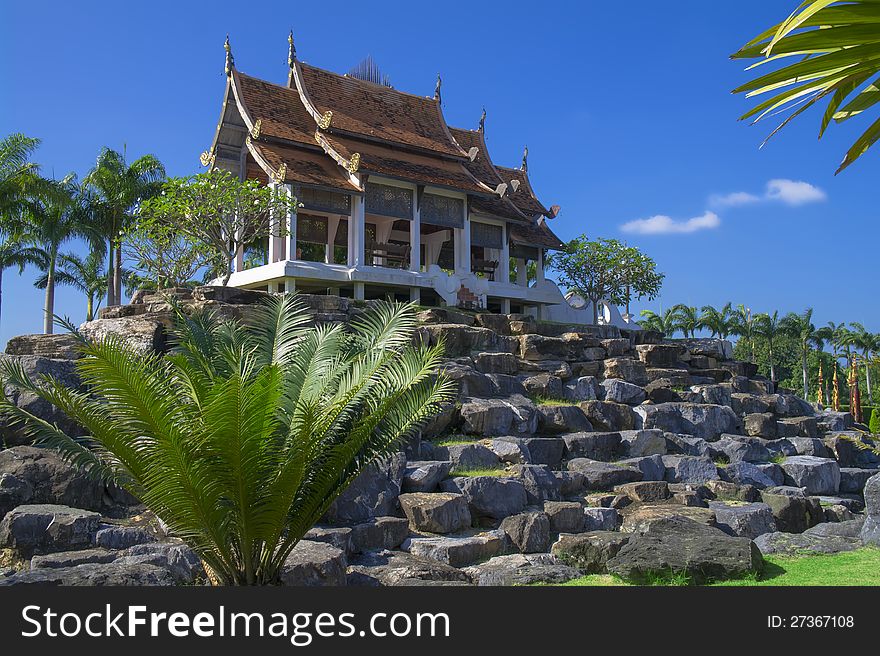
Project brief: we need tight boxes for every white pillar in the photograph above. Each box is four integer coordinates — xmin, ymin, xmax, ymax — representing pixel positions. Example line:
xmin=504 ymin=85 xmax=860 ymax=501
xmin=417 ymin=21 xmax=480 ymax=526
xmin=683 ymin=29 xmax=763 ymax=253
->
xmin=285 ymin=184 xmax=297 ymax=261
xmin=353 ymin=282 xmax=365 ymax=300
xmin=536 ymin=249 xmax=545 ymax=283
xmin=409 ymin=287 xmax=421 ymax=303
xmin=499 ymin=223 xmax=510 ymax=283
xmin=455 ymin=212 xmax=471 ymax=275
xmin=500 ymin=298 xmax=511 ymax=314
xmin=269 ymin=183 xmax=283 ymax=263
xmin=326 ymin=216 xmax=340 ymax=264
xmin=348 ymin=195 xmax=365 ymax=267
xmin=410 ymin=197 xmax=421 ymax=273
xmin=516 ymin=257 xmax=527 ymax=286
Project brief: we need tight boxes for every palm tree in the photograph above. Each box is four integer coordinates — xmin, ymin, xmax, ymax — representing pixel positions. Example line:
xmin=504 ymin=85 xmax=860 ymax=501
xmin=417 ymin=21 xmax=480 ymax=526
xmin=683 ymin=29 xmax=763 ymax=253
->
xmin=731 ymin=304 xmax=758 ymax=362
xmin=733 ymin=1 xmax=880 ymax=174
xmin=755 ymin=311 xmax=782 ymax=386
xmin=780 ymin=308 xmax=825 ymax=399
xmin=84 ymin=148 xmax=164 ymax=307
xmin=638 ymin=308 xmax=678 ymax=337
xmin=23 ymin=176 xmax=94 ymax=334
xmin=35 ymin=250 xmax=108 ymax=322
xmin=0 ymin=295 xmax=454 ymax=585
xmin=849 ymin=322 xmax=879 ymax=404
xmin=700 ymin=303 xmax=735 ymax=339
xmin=671 ymin=304 xmax=700 ymax=339
xmin=0 ymin=133 xmax=45 ymax=328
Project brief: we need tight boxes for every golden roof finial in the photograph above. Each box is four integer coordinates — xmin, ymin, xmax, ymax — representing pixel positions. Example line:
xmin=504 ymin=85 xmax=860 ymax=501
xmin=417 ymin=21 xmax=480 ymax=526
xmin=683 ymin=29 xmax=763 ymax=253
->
xmin=478 ymin=107 xmax=486 ymax=132
xmin=288 ymin=30 xmax=296 ymax=68
xmin=434 ymin=73 xmax=442 ymax=104
xmin=521 ymin=145 xmax=529 ymax=172
xmin=224 ymin=34 xmax=235 ymax=77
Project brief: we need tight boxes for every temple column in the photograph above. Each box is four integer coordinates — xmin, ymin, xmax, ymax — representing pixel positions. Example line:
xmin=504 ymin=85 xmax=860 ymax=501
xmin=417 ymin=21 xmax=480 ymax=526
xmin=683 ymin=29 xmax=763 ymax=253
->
xmin=326 ymin=216 xmax=340 ymax=264
xmin=455 ymin=210 xmax=471 ymax=275
xmin=516 ymin=258 xmax=527 ymax=286
xmin=285 ymin=183 xmax=297 ymax=261
xmin=353 ymin=282 xmax=365 ymax=300
xmin=348 ymin=195 xmax=365 ymax=267
xmin=499 ymin=223 xmax=510 ymax=283
xmin=410 ymin=287 xmax=421 ymax=303
xmin=536 ymin=249 xmax=545 ymax=283
xmin=500 ymin=299 xmax=511 ymax=314
xmin=269 ymin=183 xmax=283 ymax=263
xmin=410 ymin=196 xmax=421 ymax=273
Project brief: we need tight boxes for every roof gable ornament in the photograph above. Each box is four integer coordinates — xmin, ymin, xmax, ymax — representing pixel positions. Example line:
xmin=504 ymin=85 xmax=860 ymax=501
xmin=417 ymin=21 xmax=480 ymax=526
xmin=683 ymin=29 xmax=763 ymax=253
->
xmin=199 ymin=150 xmax=215 ymax=167
xmin=224 ymin=34 xmax=235 ymax=77
xmin=521 ymin=146 xmax=528 ymax=172
xmin=287 ymin=30 xmax=296 ymax=67
xmin=318 ymin=110 xmax=333 ymax=130
xmin=467 ymin=146 xmax=479 ymax=162
xmin=348 ymin=153 xmax=361 ymax=173
xmin=510 ymin=179 xmax=521 ymax=193
xmin=250 ymin=119 xmax=262 ymax=139
xmin=273 ymin=163 xmax=288 ymax=184
xmin=495 ymin=182 xmax=508 ymax=198
xmin=434 ymin=73 xmax=442 ymax=104
xmin=478 ymin=107 xmax=486 ymax=133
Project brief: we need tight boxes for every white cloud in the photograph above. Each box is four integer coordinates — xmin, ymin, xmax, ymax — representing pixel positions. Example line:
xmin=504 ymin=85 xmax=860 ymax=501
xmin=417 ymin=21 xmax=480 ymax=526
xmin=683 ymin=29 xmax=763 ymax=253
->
xmin=620 ymin=211 xmax=721 ymax=235
xmin=709 ymin=191 xmax=761 ymax=208
xmin=765 ymin=179 xmax=827 ymax=206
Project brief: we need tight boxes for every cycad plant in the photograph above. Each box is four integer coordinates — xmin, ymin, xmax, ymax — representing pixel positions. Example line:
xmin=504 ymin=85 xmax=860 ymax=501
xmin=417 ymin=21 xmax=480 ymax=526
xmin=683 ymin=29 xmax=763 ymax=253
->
xmin=0 ymin=295 xmax=454 ymax=585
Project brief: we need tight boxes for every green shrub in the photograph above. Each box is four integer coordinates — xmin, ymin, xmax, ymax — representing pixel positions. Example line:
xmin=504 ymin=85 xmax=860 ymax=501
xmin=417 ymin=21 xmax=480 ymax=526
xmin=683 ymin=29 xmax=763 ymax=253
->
xmin=871 ymin=408 xmax=880 ymax=435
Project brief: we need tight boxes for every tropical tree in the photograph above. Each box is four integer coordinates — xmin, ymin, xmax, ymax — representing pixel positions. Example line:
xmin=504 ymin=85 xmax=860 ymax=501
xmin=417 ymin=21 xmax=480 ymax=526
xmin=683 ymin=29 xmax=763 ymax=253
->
xmin=0 ymin=295 xmax=455 ymax=585
xmin=137 ymin=170 xmax=294 ymax=287
xmin=755 ymin=311 xmax=783 ymax=384
xmin=0 ymin=133 xmax=45 ymax=328
xmin=23 ymin=176 xmax=95 ymax=334
xmin=615 ymin=244 xmax=665 ymax=321
xmin=638 ymin=308 xmax=679 ymax=337
xmin=731 ymin=304 xmax=759 ymax=362
xmin=35 ymin=250 xmax=108 ymax=322
xmin=84 ymin=147 xmax=165 ymax=307
xmin=849 ymin=322 xmax=880 ymax=404
xmin=699 ymin=303 xmax=735 ymax=339
xmin=733 ymin=0 xmax=880 ymax=173
xmin=671 ymin=304 xmax=701 ymax=339
xmin=780 ymin=308 xmax=825 ymax=399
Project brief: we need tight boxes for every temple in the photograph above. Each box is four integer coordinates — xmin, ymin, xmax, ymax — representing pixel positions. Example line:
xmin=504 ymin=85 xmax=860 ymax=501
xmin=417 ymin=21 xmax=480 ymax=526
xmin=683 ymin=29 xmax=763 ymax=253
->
xmin=203 ymin=33 xmax=627 ymax=324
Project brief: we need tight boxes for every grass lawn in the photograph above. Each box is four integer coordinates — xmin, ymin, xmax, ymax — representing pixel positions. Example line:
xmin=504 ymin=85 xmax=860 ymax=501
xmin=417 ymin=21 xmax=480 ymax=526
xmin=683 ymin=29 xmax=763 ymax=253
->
xmin=450 ymin=467 xmax=511 ymax=477
xmin=559 ymin=548 xmax=880 ymax=586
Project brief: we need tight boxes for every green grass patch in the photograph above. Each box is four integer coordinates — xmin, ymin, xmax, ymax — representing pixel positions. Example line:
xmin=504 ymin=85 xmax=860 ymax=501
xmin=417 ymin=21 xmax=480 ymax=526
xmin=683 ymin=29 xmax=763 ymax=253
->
xmin=451 ymin=467 xmax=510 ymax=478
xmin=713 ymin=455 xmax=730 ymax=466
xmin=433 ymin=435 xmax=478 ymax=448
xmin=557 ymin=548 xmax=880 ymax=587
xmin=770 ymin=452 xmax=787 ymax=465
xmin=530 ymin=395 xmax=578 ymax=407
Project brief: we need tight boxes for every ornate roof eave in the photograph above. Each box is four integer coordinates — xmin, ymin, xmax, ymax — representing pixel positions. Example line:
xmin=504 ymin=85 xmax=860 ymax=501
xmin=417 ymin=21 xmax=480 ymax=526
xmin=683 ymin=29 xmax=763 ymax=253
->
xmin=312 ymin=131 xmax=364 ymax=191
xmin=496 ymin=164 xmax=556 ymax=219
xmin=245 ymin=137 xmax=361 ymax=193
xmin=203 ymin=77 xmax=236 ymax=170
xmin=228 ymin=69 xmax=260 ymax=141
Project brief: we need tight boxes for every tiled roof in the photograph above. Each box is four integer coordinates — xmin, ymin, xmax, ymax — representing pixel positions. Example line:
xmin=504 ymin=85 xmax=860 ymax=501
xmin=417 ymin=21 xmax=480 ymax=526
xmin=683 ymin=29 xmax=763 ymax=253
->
xmin=496 ymin=165 xmax=552 ymax=218
xmin=296 ymin=63 xmax=467 ymax=159
xmin=510 ymin=219 xmax=566 ymax=250
xmin=235 ymin=72 xmax=316 ymax=146
xmin=248 ymin=140 xmax=357 ymax=192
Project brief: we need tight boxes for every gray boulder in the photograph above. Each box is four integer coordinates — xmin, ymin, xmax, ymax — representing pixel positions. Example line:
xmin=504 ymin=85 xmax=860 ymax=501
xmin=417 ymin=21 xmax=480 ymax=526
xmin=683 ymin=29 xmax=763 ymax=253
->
xmin=551 ymin=531 xmax=632 ymax=574
xmin=635 ymin=403 xmax=741 ymax=441
xmin=579 ymin=401 xmax=636 ymax=432
xmin=434 ymin=443 xmax=500 ymax=470
xmin=583 ymin=507 xmax=621 ymax=531
xmin=661 ymin=455 xmax=719 ymax=485
xmin=0 ymin=562 xmax=174 ymax=586
xmin=325 ymin=453 xmax=405 ymax=523
xmin=563 ymin=432 xmax=620 ymax=462
xmin=543 ymin=501 xmax=585 ymax=534
xmin=94 ymin=525 xmax=154 ymax=550
xmin=754 ymin=531 xmax=861 ymax=556
xmin=780 ymin=456 xmax=840 ymax=495
xmin=708 ymin=502 xmax=777 ymax=539
xmin=402 ymin=531 xmax=504 ymax=568
xmin=398 ymin=493 xmax=471 ymax=534
xmin=513 ymin=464 xmax=562 ymax=504
xmin=536 ymin=404 xmax=592 ymax=434
xmin=861 ymin=471 xmax=880 ymax=547
xmin=617 ymin=455 xmax=666 ymax=482
xmin=440 ymin=476 xmax=527 ymax=520
xmin=0 ymin=504 xmax=100 ymax=557
xmin=464 ymin=553 xmax=579 ymax=586
xmin=601 ymin=379 xmax=646 ymax=405
xmin=402 ymin=461 xmax=452 ymax=493
xmin=719 ymin=462 xmax=777 ymax=489
xmin=760 ymin=492 xmax=823 ymax=533
xmin=459 ymin=396 xmax=538 ymax=436
xmin=349 ymin=517 xmax=410 ymax=552
xmin=712 ymin=435 xmax=771 ymax=463
xmin=566 ymin=459 xmax=643 ymax=491
xmin=500 ymin=512 xmax=551 ymax=553
xmin=490 ymin=439 xmax=530 ymax=465
xmin=618 ymin=430 xmax=667 ymax=457
xmin=280 ymin=540 xmax=347 ymax=586
xmin=346 ymin=550 xmax=470 ymax=587
xmin=839 ymin=467 xmax=877 ymax=494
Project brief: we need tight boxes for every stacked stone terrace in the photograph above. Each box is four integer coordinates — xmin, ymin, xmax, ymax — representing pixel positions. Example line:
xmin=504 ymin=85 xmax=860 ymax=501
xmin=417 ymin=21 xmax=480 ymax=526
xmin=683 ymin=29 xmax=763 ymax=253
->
xmin=1 ymin=288 xmax=879 ymax=585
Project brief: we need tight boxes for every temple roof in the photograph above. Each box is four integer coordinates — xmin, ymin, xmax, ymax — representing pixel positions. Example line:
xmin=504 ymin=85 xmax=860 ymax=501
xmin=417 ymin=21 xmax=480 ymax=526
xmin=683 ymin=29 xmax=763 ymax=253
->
xmin=293 ymin=62 xmax=468 ymax=159
xmin=248 ymin=140 xmax=359 ymax=192
xmin=234 ymin=72 xmax=317 ymax=146
xmin=496 ymin=165 xmax=555 ymax=219
xmin=509 ymin=218 xmax=566 ymax=249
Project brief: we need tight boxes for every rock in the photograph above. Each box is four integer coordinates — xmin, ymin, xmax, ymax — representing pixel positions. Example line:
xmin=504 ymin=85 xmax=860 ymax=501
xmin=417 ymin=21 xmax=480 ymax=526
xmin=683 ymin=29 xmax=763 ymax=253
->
xmin=459 ymin=396 xmax=537 ymax=436
xmin=617 ymin=455 xmax=666 ymax=482
xmin=94 ymin=525 xmax=153 ymax=550
xmin=349 ymin=517 xmax=410 ymax=552
xmin=115 ymin=542 xmax=204 ymax=584
xmin=644 ymin=380 xmax=682 ymax=404
xmin=519 ymin=373 xmax=564 ymax=399
xmin=839 ymin=467 xmax=877 ymax=494
xmin=513 ymin=464 xmax=562 ymax=504
xmin=556 ymin=471 xmax=587 ymax=496
xmin=691 ymin=384 xmax=732 ymax=407
xmin=564 ymin=376 xmax=601 ymax=402
xmin=635 ymin=403 xmax=741 ymax=441
xmin=536 ymin=405 xmax=592 ymax=434
xmin=464 ymin=553 xmax=579 ymax=586
xmin=402 ymin=531 xmax=504 ymax=568
xmin=780 ymin=456 xmax=840 ymax=495
xmin=754 ymin=531 xmax=862 ymax=556
xmin=614 ymin=481 xmax=670 ymax=503
xmin=759 ymin=493 xmax=823 ymax=533
xmin=607 ymin=516 xmax=762 ymax=584
xmin=551 ymin=531 xmax=632 ymax=574
xmin=719 ymin=462 xmax=777 ymax=489
xmin=583 ymin=507 xmax=621 ymax=531
xmin=563 ymin=432 xmax=620 ymax=462
xmin=0 ymin=504 xmax=101 ymax=557
xmin=579 ymin=401 xmax=636 ymax=432
xmin=618 ymin=430 xmax=667 ymax=458
xmin=712 ymin=435 xmax=771 ymax=464
xmin=280 ymin=540 xmax=347 ymax=586
xmin=601 ymin=379 xmax=646 ymax=405
xmin=0 ymin=562 xmax=175 ymax=586
xmin=744 ymin=413 xmax=777 ymax=439
xmin=519 ymin=334 xmax=578 ymax=361
xmin=647 ymin=369 xmax=692 ymax=387
xmin=777 ymin=417 xmax=819 ymax=439
xmin=804 ymin=518 xmax=864 ymax=539
xmin=398 ymin=493 xmax=471 ymax=534
xmin=79 ymin=315 xmax=170 ymax=354
xmin=567 ymin=459 xmax=643 ymax=491
xmin=620 ymin=503 xmax=717 ymax=533
xmin=500 ymin=512 xmax=551 ymax=553
xmin=303 ymin=526 xmax=353 ymax=554
xmin=440 ymin=476 xmax=527 ymax=520
xmin=325 ymin=453 xmax=405 ymax=523
xmin=30 ymin=547 xmax=117 ymax=569
xmin=661 ymin=455 xmax=719 ymax=485
xmin=636 ymin=344 xmax=685 ymax=367
xmin=416 ymin=324 xmax=515 ymax=358
xmin=708 ymin=502 xmax=777 ymax=539
xmin=515 ymin=438 xmax=564 ymax=468
xmin=346 ymin=550 xmax=470 ymax=587
xmin=192 ymin=285 xmax=267 ymax=305
xmin=0 ymin=357 xmax=83 ymax=447
xmin=543 ymin=501 xmax=585 ymax=533
xmin=473 ymin=352 xmax=518 ymax=375
xmin=824 ymin=504 xmax=854 ymax=523
xmin=664 ymin=433 xmax=713 ymax=457
xmin=764 ymin=394 xmax=815 ymax=418
xmin=818 ymin=411 xmax=854 ymax=432
xmin=490 ymin=439 xmax=530 ymax=465
xmin=731 ymin=395 xmax=772 ymax=418
xmin=402 ymin=461 xmax=452 ymax=493
xmin=434 ymin=443 xmax=500 ymax=470
xmin=603 ymin=358 xmax=648 ymax=386
xmin=861 ymin=472 xmax=880 ymax=547
xmin=5 ymin=334 xmax=81 ymax=359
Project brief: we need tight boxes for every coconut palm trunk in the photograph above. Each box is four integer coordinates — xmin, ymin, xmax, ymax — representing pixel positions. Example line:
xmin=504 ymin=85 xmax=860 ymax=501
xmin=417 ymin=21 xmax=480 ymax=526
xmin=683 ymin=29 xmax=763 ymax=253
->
xmin=43 ymin=259 xmax=55 ymax=334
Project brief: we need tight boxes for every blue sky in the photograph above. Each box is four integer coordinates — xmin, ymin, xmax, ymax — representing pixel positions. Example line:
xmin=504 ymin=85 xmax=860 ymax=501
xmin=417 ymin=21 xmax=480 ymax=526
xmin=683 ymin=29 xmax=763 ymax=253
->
xmin=1 ymin=0 xmax=877 ymax=346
